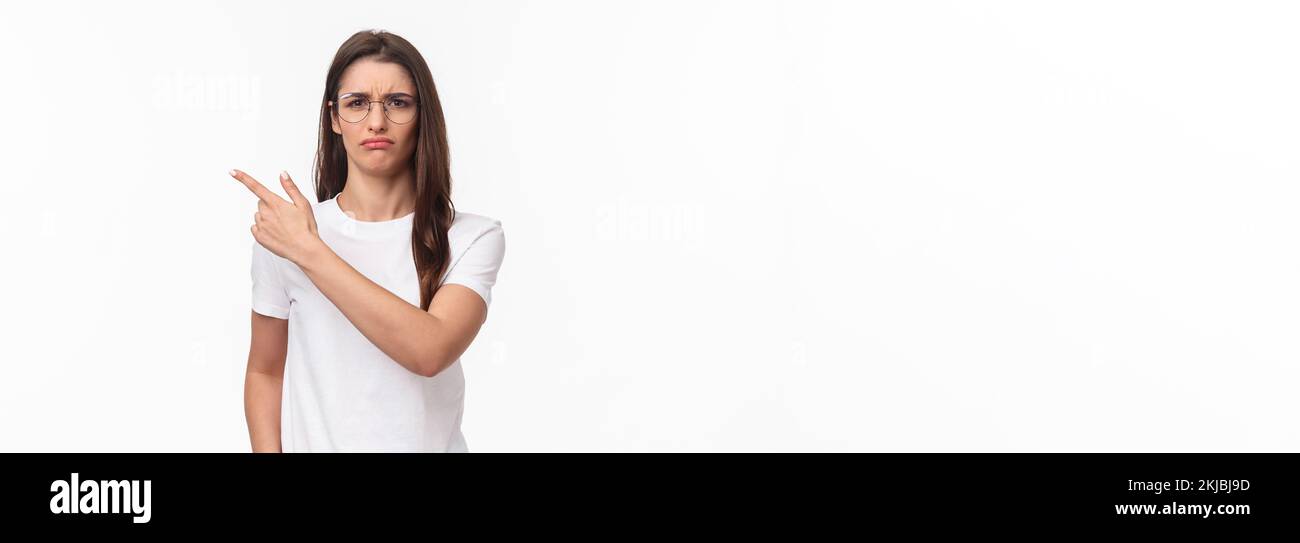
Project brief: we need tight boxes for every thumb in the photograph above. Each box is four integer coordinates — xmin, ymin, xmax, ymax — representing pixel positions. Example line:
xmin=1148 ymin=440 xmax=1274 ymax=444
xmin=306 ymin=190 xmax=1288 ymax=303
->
xmin=280 ymin=171 xmax=310 ymax=208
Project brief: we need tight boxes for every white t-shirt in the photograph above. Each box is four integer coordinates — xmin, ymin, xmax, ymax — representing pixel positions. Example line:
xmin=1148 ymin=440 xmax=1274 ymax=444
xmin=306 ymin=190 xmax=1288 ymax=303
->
xmin=250 ymin=196 xmax=505 ymax=453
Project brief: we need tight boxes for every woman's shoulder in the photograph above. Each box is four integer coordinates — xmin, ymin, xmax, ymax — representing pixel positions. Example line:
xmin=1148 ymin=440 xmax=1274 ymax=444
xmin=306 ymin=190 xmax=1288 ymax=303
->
xmin=448 ymin=210 xmax=505 ymax=261
xmin=450 ymin=210 xmax=503 ymax=238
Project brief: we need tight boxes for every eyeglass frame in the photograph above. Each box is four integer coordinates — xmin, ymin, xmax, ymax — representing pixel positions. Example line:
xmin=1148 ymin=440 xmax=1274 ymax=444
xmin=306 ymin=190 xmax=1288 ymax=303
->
xmin=327 ymin=92 xmax=420 ymax=124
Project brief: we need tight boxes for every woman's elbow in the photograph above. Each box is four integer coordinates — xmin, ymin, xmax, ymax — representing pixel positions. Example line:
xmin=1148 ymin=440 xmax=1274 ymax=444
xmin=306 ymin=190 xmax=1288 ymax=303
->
xmin=413 ymin=351 xmax=453 ymax=378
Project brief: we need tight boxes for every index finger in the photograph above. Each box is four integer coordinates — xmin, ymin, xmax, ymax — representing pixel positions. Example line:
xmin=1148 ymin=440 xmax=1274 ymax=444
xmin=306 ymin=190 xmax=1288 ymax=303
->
xmin=229 ymin=169 xmax=286 ymax=206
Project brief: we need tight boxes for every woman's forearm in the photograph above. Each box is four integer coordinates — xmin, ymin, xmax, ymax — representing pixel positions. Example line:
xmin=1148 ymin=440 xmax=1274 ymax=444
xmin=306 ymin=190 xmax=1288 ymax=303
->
xmin=295 ymin=240 xmax=451 ymax=378
xmin=244 ymin=370 xmax=283 ymax=453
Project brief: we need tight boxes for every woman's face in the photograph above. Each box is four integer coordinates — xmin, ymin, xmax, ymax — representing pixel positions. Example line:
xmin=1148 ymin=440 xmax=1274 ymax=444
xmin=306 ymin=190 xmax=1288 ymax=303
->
xmin=330 ymin=58 xmax=419 ymax=177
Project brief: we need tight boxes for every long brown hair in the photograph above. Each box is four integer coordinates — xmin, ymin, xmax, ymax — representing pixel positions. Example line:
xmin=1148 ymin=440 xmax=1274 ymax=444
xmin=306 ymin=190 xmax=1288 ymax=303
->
xmin=314 ymin=29 xmax=454 ymax=311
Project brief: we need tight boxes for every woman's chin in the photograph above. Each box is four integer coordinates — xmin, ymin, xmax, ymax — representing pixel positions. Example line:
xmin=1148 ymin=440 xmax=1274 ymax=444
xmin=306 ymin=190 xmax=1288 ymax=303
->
xmin=355 ymin=159 xmax=405 ymax=178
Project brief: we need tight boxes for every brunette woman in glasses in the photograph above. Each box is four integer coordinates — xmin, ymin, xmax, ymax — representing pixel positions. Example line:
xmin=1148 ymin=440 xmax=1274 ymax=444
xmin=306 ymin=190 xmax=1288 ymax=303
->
xmin=233 ymin=29 xmax=505 ymax=453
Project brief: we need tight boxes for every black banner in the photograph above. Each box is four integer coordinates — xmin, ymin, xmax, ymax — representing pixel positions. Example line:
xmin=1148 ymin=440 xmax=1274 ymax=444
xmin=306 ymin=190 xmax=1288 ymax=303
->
xmin=1 ymin=453 xmax=1291 ymax=534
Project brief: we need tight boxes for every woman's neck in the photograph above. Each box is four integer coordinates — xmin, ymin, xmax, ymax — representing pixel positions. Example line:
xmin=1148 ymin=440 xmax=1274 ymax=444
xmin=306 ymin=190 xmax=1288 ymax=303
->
xmin=338 ymin=166 xmax=416 ymax=221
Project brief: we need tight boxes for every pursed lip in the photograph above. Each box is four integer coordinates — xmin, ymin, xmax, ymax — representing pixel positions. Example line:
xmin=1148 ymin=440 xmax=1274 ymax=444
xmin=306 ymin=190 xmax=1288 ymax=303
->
xmin=360 ymin=136 xmax=394 ymax=150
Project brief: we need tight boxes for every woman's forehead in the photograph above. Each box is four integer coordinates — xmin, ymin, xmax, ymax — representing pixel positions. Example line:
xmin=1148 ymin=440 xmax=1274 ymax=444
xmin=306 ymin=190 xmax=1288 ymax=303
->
xmin=338 ymin=59 xmax=414 ymax=94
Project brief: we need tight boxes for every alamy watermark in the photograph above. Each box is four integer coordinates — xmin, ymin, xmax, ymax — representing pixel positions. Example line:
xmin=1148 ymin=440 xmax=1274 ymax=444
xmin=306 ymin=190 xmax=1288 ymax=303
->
xmin=49 ymin=473 xmax=151 ymax=524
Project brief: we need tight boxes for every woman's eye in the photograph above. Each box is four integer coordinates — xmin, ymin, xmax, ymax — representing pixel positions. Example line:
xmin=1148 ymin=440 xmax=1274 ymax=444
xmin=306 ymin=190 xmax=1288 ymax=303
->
xmin=346 ymin=99 xmax=366 ymax=108
xmin=388 ymin=98 xmax=409 ymax=108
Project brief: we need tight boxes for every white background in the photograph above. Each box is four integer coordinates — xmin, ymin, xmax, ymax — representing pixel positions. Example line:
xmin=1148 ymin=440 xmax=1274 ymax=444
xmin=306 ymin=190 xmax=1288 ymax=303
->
xmin=1 ymin=1 xmax=1295 ymax=451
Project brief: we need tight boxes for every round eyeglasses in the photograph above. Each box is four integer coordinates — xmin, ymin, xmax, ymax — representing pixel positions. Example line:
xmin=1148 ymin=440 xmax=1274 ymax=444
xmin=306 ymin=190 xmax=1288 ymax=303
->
xmin=329 ymin=92 xmax=418 ymax=124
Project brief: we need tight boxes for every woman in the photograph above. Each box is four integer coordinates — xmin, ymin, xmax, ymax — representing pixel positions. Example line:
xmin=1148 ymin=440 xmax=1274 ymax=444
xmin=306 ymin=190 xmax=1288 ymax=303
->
xmin=234 ymin=30 xmax=505 ymax=452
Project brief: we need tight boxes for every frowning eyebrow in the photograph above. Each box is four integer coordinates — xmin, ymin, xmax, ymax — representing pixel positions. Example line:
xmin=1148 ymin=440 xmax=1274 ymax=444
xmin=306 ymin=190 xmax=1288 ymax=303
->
xmin=337 ymin=91 xmax=415 ymax=99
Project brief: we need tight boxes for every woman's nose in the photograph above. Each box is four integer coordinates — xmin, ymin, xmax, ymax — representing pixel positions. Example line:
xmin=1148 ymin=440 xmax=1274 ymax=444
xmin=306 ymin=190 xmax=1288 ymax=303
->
xmin=367 ymin=104 xmax=388 ymax=131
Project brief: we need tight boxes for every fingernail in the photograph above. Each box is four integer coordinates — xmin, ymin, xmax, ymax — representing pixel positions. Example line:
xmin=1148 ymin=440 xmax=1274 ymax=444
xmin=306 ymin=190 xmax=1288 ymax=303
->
xmin=228 ymin=169 xmax=237 ymax=177
xmin=280 ymin=171 xmax=288 ymax=180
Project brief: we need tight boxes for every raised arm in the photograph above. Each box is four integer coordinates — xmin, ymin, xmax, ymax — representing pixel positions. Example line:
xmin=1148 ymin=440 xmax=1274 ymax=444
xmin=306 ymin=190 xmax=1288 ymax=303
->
xmin=229 ymin=169 xmax=490 ymax=378
xmin=295 ymin=248 xmax=488 ymax=378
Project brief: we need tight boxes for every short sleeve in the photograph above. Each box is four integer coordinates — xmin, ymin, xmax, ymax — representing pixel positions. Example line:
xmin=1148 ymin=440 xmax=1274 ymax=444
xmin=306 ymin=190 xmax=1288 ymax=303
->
xmin=441 ymin=220 xmax=506 ymax=309
xmin=250 ymin=240 xmax=291 ymax=319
